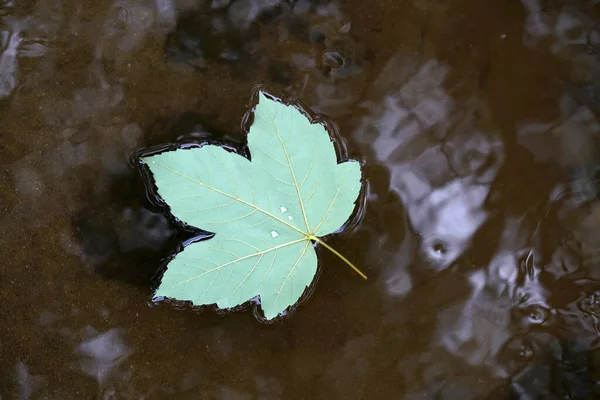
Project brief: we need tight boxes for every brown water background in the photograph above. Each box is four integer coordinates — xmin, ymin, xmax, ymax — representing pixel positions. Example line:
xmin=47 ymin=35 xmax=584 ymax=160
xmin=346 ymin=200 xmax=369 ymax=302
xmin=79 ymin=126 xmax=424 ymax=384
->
xmin=2 ymin=0 xmax=600 ymax=398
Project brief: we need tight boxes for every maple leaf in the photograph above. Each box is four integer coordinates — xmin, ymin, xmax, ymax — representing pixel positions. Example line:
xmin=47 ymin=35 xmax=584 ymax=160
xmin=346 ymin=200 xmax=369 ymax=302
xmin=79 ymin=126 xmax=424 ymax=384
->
xmin=143 ymin=91 xmax=364 ymax=320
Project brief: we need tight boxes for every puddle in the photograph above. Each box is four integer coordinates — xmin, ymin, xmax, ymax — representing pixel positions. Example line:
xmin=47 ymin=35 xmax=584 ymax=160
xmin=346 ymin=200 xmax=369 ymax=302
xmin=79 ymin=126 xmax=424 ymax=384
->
xmin=2 ymin=0 xmax=600 ymax=398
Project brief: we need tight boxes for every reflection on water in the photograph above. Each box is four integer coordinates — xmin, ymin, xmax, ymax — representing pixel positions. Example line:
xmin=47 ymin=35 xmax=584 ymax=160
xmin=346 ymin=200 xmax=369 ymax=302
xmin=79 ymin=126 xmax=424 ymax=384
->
xmin=3 ymin=0 xmax=600 ymax=398
xmin=76 ymin=328 xmax=132 ymax=386
xmin=355 ymin=57 xmax=503 ymax=300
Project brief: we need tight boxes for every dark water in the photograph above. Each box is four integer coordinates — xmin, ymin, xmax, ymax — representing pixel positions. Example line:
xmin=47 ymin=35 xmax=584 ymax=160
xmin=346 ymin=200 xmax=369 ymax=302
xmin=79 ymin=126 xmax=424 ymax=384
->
xmin=2 ymin=0 xmax=600 ymax=398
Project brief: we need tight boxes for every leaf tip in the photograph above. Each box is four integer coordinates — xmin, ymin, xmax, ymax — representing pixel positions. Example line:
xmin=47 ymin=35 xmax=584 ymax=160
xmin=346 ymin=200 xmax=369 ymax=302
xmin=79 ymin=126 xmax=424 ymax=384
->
xmin=258 ymin=90 xmax=270 ymax=104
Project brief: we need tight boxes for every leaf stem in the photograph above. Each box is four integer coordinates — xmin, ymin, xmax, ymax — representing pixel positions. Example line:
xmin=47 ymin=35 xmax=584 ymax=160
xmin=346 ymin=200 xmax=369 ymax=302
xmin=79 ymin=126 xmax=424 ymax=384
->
xmin=309 ymin=236 xmax=367 ymax=280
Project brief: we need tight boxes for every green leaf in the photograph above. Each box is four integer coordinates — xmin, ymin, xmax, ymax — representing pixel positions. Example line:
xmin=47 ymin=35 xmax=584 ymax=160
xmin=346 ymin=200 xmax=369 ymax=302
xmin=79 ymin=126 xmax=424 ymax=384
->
xmin=142 ymin=92 xmax=363 ymax=320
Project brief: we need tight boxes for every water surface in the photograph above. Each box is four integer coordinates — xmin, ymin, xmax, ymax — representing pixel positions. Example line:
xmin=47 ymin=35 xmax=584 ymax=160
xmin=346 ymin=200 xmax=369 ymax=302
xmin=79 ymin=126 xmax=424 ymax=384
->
xmin=2 ymin=0 xmax=600 ymax=398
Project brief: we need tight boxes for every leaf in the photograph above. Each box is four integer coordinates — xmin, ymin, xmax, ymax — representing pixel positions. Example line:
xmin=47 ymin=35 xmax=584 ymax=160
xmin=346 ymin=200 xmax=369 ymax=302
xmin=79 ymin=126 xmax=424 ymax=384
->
xmin=142 ymin=91 xmax=363 ymax=320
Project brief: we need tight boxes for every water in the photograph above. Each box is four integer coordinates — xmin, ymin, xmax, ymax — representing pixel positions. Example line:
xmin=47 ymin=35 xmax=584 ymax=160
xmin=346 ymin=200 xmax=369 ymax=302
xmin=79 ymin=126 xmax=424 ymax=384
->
xmin=2 ymin=0 xmax=600 ymax=398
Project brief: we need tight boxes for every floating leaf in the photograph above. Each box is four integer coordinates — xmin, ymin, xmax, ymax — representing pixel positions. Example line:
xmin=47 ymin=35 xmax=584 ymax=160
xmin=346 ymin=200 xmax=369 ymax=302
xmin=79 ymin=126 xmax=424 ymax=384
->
xmin=142 ymin=91 xmax=363 ymax=320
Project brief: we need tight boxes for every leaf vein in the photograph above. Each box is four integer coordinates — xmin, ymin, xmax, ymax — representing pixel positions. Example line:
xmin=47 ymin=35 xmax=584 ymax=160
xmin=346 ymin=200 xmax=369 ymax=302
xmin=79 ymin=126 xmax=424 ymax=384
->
xmin=303 ymin=162 xmax=325 ymax=204
xmin=201 ymin=208 xmax=259 ymax=225
xmin=149 ymin=161 xmax=306 ymax=236
xmin=299 ymin=140 xmax=318 ymax=189
xmin=266 ymin=112 xmax=311 ymax=233
xmin=223 ymin=238 xmax=261 ymax=252
xmin=274 ymin=240 xmax=310 ymax=305
xmin=255 ymin=142 xmax=288 ymax=166
xmin=178 ymin=199 xmax=236 ymax=212
xmin=212 ymin=149 xmax=240 ymax=198
xmin=224 ymin=253 xmax=264 ymax=301
xmin=313 ymin=166 xmax=355 ymax=233
xmin=260 ymin=164 xmax=295 ymax=186
xmin=172 ymin=238 xmax=307 ymax=286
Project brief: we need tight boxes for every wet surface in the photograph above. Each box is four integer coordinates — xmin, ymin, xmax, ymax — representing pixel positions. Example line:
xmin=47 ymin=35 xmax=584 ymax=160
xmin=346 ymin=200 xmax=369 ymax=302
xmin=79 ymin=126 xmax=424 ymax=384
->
xmin=3 ymin=0 xmax=600 ymax=398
